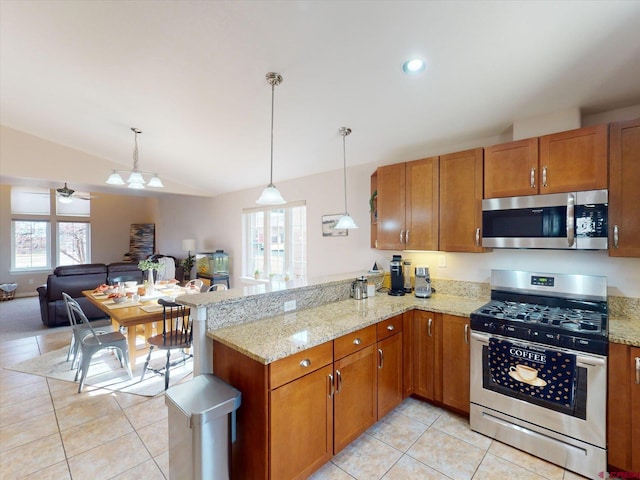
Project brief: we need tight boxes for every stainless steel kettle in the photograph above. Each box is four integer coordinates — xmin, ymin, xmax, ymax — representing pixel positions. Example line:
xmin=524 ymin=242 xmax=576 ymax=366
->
xmin=351 ymin=276 xmax=368 ymax=300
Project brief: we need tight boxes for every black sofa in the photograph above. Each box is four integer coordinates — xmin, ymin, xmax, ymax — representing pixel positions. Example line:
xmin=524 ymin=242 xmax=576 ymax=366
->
xmin=37 ymin=264 xmax=110 ymax=327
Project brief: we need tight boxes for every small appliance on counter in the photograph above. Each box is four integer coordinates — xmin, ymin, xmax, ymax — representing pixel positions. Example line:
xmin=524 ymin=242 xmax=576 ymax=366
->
xmin=351 ymin=276 xmax=368 ymax=300
xmin=403 ymin=260 xmax=413 ymax=293
xmin=414 ymin=266 xmax=433 ymax=298
xmin=388 ymin=255 xmax=405 ymax=296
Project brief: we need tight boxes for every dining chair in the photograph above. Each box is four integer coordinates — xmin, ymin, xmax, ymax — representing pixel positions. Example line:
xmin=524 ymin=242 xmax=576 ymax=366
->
xmin=207 ymin=283 xmax=228 ymax=292
xmin=62 ymin=292 xmax=112 ymax=370
xmin=140 ymin=298 xmax=193 ymax=390
xmin=185 ymin=278 xmax=204 ymax=292
xmin=65 ymin=294 xmax=132 ymax=392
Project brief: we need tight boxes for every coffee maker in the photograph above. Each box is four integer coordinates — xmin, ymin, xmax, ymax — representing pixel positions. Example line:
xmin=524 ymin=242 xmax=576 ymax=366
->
xmin=414 ymin=266 xmax=432 ymax=298
xmin=389 ymin=255 xmax=405 ymax=296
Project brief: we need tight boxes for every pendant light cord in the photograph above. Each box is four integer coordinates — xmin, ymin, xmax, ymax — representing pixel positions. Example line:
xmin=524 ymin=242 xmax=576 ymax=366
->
xmin=269 ymin=81 xmax=275 ymax=187
xmin=342 ymin=133 xmax=348 ymax=214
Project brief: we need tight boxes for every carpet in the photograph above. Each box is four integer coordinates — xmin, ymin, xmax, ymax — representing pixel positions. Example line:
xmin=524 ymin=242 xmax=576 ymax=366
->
xmin=0 ymin=296 xmax=52 ymax=341
xmin=6 ymin=346 xmax=193 ymax=397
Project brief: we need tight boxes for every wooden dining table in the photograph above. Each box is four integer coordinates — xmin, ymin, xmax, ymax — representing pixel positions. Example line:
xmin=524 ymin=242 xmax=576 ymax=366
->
xmin=82 ymin=288 xmax=190 ymax=366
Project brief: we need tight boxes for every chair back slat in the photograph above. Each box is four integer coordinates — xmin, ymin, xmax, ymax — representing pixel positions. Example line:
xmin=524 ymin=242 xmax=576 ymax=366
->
xmin=62 ymin=292 xmax=103 ymax=346
xmin=158 ymin=298 xmax=192 ymax=347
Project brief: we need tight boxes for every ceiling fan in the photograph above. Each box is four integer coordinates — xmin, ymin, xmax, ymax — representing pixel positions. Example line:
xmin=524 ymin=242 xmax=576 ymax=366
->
xmin=55 ymin=183 xmax=93 ymax=202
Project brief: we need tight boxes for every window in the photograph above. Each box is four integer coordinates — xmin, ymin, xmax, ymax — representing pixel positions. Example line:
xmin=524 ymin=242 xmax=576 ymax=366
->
xmin=11 ymin=186 xmax=92 ymax=270
xmin=243 ymin=201 xmax=307 ymax=280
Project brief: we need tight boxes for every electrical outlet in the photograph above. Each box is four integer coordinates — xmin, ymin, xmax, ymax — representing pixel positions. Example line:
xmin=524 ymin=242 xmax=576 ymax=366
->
xmin=438 ymin=255 xmax=446 ymax=268
xmin=284 ymin=300 xmax=296 ymax=312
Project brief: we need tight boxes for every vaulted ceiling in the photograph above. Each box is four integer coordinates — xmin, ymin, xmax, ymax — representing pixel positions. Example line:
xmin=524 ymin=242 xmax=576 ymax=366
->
xmin=2 ymin=1 xmax=640 ymax=197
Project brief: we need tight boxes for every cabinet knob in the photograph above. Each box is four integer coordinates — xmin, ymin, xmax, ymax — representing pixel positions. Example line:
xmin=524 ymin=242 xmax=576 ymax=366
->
xmin=300 ymin=359 xmax=311 ymax=368
xmin=353 ymin=338 xmax=362 ymax=345
xmin=387 ymin=324 xmax=395 ymax=331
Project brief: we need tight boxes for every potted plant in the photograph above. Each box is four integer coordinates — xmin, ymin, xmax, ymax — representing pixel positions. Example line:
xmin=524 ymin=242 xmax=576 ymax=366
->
xmin=138 ymin=259 xmax=163 ymax=287
xmin=181 ymin=254 xmax=195 ymax=281
xmin=254 ymin=269 xmax=261 ymax=280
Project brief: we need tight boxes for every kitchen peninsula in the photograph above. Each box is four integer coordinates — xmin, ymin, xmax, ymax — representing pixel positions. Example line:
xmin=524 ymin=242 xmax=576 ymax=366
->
xmin=177 ymin=274 xmax=640 ymax=480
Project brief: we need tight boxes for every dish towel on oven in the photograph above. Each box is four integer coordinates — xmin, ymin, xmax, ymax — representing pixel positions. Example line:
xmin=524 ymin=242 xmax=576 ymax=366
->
xmin=488 ymin=337 xmax=576 ymax=408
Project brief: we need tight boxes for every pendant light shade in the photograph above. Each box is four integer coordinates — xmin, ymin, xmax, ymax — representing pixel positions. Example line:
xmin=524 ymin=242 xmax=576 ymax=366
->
xmin=335 ymin=127 xmax=358 ymax=230
xmin=256 ymin=72 xmax=286 ymax=205
xmin=105 ymin=128 xmax=164 ymax=189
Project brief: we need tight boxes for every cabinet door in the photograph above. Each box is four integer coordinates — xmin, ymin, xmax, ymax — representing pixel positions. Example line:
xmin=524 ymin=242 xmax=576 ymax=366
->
xmin=439 ymin=148 xmax=484 ymax=252
xmin=412 ymin=311 xmax=441 ymax=402
xmin=377 ymin=332 xmax=403 ymax=418
xmin=333 ymin=345 xmax=377 ymax=453
xmin=402 ymin=311 xmax=414 ymax=398
xmin=406 ymin=157 xmax=439 ymax=250
xmin=539 ymin=124 xmax=608 ymax=193
xmin=441 ymin=315 xmax=470 ymax=414
xmin=632 ymin=346 xmax=640 ymax=472
xmin=376 ymin=163 xmax=405 ymax=249
xmin=609 ymin=118 xmax=640 ymax=257
xmin=484 ymin=138 xmax=539 ymax=198
xmin=270 ymin=365 xmax=334 ymax=480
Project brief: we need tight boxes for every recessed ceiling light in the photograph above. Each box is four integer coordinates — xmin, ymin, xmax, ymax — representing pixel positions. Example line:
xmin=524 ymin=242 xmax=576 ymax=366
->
xmin=402 ymin=58 xmax=426 ymax=74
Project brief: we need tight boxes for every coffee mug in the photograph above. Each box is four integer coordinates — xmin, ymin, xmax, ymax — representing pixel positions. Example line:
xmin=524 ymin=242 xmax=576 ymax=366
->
xmin=510 ymin=364 xmax=539 ymax=382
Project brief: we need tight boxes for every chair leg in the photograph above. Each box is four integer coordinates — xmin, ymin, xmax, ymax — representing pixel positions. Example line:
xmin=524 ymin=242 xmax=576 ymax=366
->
xmin=66 ymin=334 xmax=74 ymax=362
xmin=164 ymin=349 xmax=171 ymax=390
xmin=77 ymin=351 xmax=93 ymax=393
xmin=140 ymin=346 xmax=154 ymax=382
xmin=121 ymin=346 xmax=133 ymax=379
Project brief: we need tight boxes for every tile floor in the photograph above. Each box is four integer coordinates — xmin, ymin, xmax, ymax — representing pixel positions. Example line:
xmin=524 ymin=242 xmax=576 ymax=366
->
xmin=0 ymin=330 xmax=589 ymax=480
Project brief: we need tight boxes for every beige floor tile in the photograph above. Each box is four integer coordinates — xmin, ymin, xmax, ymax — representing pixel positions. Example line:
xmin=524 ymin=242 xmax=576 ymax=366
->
xmin=474 ymin=452 xmax=550 ymax=480
xmin=407 ymin=428 xmax=485 ymax=480
xmin=0 ymin=410 xmax=59 ymax=452
xmin=563 ymin=470 xmax=590 ymax=479
xmin=432 ymin=411 xmax=492 ymax=450
xmin=366 ymin=410 xmax=428 ymax=452
xmin=0 ymin=377 xmax=50 ymax=407
xmin=488 ymin=441 xmax=564 ymax=480
xmin=332 ymin=433 xmax=403 ymax=480
xmin=154 ymin=450 xmax=169 ymax=479
xmin=136 ymin=418 xmax=168 ymax=456
xmin=0 ymin=433 xmax=66 ymax=480
xmin=392 ymin=396 xmax=443 ymax=426
xmin=111 ymin=390 xmax=151 ymax=410
xmin=20 ymin=460 xmax=72 ymax=480
xmin=56 ymin=394 xmax=122 ymax=431
xmin=124 ymin=395 xmax=168 ymax=431
xmin=110 ymin=458 xmax=166 ymax=479
xmin=309 ymin=461 xmax=355 ymax=479
xmin=0 ymin=392 xmax=53 ymax=428
xmin=61 ymin=411 xmax=133 ymax=457
xmin=0 ymin=371 xmax=47 ymax=390
xmin=382 ymin=455 xmax=451 ymax=479
xmin=67 ymin=430 xmax=151 ymax=480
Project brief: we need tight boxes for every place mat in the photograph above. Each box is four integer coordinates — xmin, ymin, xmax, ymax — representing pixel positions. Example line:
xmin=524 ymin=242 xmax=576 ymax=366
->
xmin=91 ymin=292 xmax=107 ymax=298
xmin=141 ymin=304 xmax=164 ymax=313
xmin=102 ymin=299 xmax=142 ymax=310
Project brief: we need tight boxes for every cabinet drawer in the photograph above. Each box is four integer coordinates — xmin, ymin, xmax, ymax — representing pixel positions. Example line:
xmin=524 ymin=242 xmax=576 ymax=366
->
xmin=377 ymin=315 xmax=403 ymax=341
xmin=334 ymin=325 xmax=376 ymax=360
xmin=269 ymin=341 xmax=333 ymax=390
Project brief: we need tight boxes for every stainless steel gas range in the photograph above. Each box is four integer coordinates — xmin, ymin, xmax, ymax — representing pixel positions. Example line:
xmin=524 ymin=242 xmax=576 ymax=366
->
xmin=469 ymin=270 xmax=608 ymax=480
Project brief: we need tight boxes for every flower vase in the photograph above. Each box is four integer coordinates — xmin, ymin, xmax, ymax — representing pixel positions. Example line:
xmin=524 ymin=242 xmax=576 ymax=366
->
xmin=147 ymin=269 xmax=155 ymax=294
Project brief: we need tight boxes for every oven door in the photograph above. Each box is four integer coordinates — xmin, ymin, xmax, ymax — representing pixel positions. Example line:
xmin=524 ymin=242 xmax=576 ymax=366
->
xmin=470 ymin=331 xmax=606 ymax=448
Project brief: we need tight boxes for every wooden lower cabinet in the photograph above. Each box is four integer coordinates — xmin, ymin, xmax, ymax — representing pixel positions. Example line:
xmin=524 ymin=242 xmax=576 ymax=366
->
xmin=270 ymin=364 xmax=333 ymax=480
xmin=607 ymin=343 xmax=640 ymax=473
xmin=412 ymin=312 xmax=470 ymax=414
xmin=441 ymin=314 xmax=471 ymax=414
xmin=377 ymin=330 xmax=403 ymax=418
xmin=333 ymin=344 xmax=377 ymax=453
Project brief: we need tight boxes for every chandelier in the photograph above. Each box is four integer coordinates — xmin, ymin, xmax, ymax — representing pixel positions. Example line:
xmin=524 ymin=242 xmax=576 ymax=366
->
xmin=106 ymin=128 xmax=163 ymax=189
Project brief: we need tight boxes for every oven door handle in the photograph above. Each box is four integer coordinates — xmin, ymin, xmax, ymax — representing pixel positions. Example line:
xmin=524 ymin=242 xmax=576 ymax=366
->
xmin=576 ymin=356 xmax=606 ymax=368
xmin=470 ymin=331 xmax=490 ymax=344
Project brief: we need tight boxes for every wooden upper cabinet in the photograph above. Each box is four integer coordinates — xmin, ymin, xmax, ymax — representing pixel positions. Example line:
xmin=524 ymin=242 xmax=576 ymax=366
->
xmin=484 ymin=138 xmax=539 ymax=198
xmin=406 ymin=157 xmax=439 ymax=250
xmin=376 ymin=163 xmax=405 ymax=249
xmin=439 ymin=148 xmax=484 ymax=252
xmin=609 ymin=118 xmax=640 ymax=257
xmin=539 ymin=124 xmax=608 ymax=193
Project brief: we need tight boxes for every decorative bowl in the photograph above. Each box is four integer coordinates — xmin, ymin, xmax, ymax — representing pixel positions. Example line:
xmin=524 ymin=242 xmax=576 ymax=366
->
xmin=113 ymin=296 xmax=128 ymax=304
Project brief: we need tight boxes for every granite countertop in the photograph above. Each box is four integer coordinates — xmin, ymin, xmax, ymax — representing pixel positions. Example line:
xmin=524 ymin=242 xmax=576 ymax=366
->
xmin=207 ymin=292 xmax=640 ymax=364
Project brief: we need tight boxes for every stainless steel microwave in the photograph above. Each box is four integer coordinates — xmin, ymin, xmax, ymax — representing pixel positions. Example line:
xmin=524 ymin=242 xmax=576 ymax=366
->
xmin=482 ymin=189 xmax=608 ymax=249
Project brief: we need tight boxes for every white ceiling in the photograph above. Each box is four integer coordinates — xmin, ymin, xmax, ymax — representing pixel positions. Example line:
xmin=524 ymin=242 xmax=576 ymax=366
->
xmin=2 ymin=1 xmax=640 ymax=197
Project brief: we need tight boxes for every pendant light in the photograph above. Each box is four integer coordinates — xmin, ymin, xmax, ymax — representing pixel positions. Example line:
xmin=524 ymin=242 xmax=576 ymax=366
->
xmin=256 ymin=72 xmax=286 ymax=205
xmin=106 ymin=128 xmax=164 ymax=189
xmin=334 ymin=127 xmax=358 ymax=230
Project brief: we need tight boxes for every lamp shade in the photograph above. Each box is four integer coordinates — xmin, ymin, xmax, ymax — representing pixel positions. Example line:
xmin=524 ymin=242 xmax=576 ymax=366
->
xmin=335 ymin=214 xmax=358 ymax=230
xmin=147 ymin=175 xmax=164 ymax=188
xmin=256 ymin=185 xmax=286 ymax=205
xmin=182 ymin=239 xmax=196 ymax=252
xmin=106 ymin=171 xmax=125 ymax=185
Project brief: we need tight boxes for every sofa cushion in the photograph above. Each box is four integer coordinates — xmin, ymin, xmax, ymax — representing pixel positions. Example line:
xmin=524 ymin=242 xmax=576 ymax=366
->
xmin=53 ymin=264 xmax=107 ymax=276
